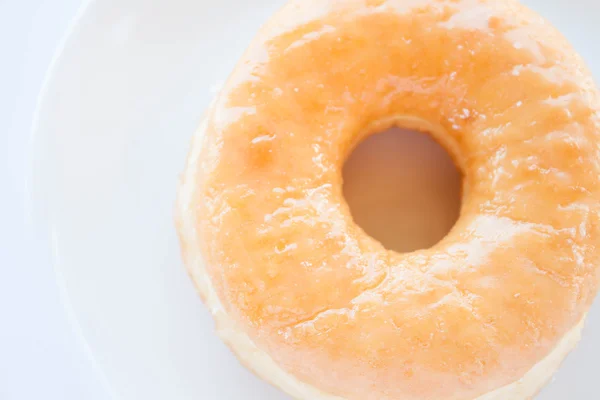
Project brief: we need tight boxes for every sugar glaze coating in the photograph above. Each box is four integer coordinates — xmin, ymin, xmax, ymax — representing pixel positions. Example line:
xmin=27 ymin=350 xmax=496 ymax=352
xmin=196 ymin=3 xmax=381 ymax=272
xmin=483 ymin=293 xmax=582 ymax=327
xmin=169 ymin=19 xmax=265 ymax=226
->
xmin=176 ymin=0 xmax=600 ymax=398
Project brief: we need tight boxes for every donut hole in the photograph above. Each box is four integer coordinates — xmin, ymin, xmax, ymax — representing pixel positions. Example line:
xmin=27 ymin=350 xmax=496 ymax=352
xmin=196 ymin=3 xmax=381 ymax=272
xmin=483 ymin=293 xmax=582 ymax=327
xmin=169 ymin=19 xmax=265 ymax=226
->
xmin=342 ymin=127 xmax=462 ymax=253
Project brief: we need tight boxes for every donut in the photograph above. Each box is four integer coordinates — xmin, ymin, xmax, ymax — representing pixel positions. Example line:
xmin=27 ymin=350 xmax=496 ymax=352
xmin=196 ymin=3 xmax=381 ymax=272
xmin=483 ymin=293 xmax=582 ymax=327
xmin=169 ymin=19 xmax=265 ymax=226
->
xmin=176 ymin=0 xmax=600 ymax=398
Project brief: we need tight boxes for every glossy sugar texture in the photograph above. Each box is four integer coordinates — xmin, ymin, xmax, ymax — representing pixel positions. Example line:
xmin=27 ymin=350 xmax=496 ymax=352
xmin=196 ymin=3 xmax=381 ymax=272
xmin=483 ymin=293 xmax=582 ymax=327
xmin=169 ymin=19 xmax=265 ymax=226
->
xmin=177 ymin=0 xmax=600 ymax=398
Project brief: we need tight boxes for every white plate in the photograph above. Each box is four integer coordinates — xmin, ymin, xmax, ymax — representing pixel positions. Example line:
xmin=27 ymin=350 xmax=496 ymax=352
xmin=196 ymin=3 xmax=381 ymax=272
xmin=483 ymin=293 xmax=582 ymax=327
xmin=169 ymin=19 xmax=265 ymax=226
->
xmin=31 ymin=0 xmax=600 ymax=399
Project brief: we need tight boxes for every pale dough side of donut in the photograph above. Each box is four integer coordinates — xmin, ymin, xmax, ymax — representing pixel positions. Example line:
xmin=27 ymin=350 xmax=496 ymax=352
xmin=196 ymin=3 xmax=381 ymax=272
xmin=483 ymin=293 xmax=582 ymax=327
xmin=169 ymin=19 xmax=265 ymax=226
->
xmin=176 ymin=117 xmax=585 ymax=400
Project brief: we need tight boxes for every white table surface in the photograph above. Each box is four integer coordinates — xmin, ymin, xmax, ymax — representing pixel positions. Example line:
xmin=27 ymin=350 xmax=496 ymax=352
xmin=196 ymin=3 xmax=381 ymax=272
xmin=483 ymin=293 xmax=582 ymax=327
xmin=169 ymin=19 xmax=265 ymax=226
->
xmin=0 ymin=1 xmax=110 ymax=399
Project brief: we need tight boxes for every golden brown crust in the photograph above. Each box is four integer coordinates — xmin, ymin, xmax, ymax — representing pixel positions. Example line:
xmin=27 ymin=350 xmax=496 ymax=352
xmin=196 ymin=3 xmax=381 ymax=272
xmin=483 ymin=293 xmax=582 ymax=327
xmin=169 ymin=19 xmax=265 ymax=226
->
xmin=176 ymin=0 xmax=600 ymax=399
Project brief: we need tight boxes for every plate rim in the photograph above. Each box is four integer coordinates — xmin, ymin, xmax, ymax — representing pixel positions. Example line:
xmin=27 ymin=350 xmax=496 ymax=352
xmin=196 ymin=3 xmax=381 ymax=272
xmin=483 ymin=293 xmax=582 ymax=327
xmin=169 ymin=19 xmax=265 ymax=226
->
xmin=27 ymin=0 xmax=118 ymax=398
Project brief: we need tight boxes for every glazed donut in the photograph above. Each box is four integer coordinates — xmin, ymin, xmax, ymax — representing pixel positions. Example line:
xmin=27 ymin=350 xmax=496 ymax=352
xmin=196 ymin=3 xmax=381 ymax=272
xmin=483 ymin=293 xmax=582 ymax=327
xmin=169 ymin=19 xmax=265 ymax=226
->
xmin=176 ymin=0 xmax=600 ymax=398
